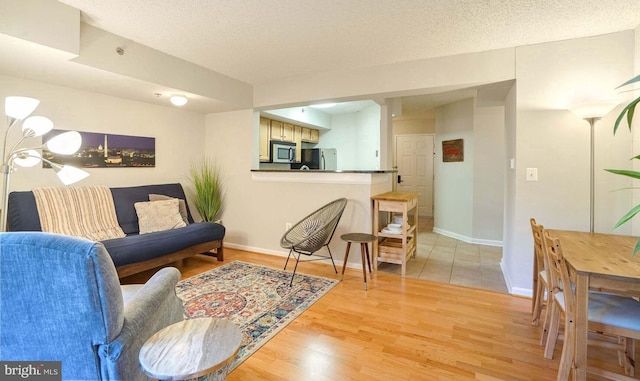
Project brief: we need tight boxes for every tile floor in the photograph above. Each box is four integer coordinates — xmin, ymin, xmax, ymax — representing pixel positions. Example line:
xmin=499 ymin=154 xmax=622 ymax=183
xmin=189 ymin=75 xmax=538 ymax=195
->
xmin=377 ymin=217 xmax=509 ymax=294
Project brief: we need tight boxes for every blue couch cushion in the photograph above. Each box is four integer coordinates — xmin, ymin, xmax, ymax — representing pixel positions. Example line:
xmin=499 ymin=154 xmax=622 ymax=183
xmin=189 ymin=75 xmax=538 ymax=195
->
xmin=7 ymin=183 xmax=196 ymax=234
xmin=103 ymin=222 xmax=225 ymax=267
xmin=110 ymin=183 xmax=195 ymax=234
xmin=6 ymin=191 xmax=41 ymax=231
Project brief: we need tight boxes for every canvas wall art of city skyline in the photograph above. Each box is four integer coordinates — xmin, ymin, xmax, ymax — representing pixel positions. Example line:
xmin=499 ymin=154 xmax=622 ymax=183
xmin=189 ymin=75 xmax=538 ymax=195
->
xmin=42 ymin=130 xmax=155 ymax=168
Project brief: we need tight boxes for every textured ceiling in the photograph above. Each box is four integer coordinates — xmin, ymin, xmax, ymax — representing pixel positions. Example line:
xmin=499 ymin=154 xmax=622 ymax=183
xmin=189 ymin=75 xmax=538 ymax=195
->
xmin=57 ymin=0 xmax=640 ymax=86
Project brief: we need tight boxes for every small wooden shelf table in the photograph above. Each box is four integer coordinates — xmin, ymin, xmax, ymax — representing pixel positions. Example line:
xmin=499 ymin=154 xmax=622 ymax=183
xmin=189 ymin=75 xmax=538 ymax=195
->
xmin=371 ymin=191 xmax=419 ymax=276
xmin=139 ymin=318 xmax=242 ymax=381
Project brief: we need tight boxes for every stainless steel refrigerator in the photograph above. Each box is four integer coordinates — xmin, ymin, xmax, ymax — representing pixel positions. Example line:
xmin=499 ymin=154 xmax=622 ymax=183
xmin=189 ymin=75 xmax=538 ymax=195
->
xmin=300 ymin=148 xmax=337 ymax=170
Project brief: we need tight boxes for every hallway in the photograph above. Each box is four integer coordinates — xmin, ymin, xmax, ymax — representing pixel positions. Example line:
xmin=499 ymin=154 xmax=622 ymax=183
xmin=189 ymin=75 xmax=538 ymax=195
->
xmin=377 ymin=217 xmax=509 ymax=294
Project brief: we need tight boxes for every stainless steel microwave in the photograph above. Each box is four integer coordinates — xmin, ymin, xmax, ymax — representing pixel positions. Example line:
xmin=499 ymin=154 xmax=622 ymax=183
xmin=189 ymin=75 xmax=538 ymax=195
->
xmin=271 ymin=141 xmax=296 ymax=163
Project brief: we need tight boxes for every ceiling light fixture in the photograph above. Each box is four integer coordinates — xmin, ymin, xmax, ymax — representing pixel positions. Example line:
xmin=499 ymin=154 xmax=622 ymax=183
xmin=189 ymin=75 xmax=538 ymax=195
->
xmin=310 ymin=103 xmax=336 ymax=109
xmin=170 ymin=95 xmax=188 ymax=106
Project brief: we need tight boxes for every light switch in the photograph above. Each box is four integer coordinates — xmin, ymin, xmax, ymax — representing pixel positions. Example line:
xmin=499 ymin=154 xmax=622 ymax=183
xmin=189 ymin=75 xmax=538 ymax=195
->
xmin=526 ymin=168 xmax=538 ymax=181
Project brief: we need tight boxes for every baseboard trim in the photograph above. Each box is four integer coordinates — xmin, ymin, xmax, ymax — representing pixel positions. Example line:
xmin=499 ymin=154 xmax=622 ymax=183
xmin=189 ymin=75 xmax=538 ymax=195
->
xmin=432 ymin=228 xmax=503 ymax=247
xmin=222 ymin=242 xmax=367 ymax=270
xmin=498 ymin=259 xmax=532 ymax=297
xmin=223 ymin=242 xmax=287 ymax=257
xmin=510 ymin=287 xmax=533 ymax=298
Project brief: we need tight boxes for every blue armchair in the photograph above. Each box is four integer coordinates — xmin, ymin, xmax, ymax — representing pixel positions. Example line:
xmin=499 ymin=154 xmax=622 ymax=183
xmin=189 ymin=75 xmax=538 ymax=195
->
xmin=0 ymin=232 xmax=185 ymax=381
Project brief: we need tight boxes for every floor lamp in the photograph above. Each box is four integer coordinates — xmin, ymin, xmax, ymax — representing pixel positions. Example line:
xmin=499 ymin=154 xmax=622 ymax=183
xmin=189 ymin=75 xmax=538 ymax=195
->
xmin=1 ymin=96 xmax=90 ymax=232
xmin=570 ymin=102 xmax=618 ymax=233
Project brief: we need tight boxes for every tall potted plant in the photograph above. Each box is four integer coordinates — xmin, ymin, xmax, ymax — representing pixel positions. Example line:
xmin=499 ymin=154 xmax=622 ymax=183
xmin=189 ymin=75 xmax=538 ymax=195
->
xmin=606 ymin=74 xmax=640 ymax=253
xmin=189 ymin=158 xmax=223 ymax=222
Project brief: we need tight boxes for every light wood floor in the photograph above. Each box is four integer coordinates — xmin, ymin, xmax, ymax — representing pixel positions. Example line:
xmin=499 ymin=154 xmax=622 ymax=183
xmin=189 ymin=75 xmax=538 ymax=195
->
xmin=122 ymin=249 xmax=630 ymax=380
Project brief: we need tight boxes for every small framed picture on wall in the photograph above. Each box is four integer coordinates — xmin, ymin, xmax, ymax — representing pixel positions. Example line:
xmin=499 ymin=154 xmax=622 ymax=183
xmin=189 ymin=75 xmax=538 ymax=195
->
xmin=442 ymin=139 xmax=464 ymax=162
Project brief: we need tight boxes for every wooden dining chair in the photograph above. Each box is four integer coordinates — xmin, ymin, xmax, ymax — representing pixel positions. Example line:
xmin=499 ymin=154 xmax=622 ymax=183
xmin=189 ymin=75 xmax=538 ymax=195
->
xmin=530 ymin=219 xmax=551 ymax=340
xmin=542 ymin=230 xmax=640 ymax=380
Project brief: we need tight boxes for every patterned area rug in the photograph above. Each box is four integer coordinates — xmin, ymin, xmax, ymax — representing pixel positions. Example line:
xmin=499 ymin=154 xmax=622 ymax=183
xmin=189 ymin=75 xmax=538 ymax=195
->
xmin=175 ymin=261 xmax=338 ymax=371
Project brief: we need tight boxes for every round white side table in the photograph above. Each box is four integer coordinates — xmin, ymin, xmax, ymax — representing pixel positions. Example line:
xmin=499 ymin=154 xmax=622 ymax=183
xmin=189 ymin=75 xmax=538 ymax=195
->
xmin=139 ymin=318 xmax=242 ymax=381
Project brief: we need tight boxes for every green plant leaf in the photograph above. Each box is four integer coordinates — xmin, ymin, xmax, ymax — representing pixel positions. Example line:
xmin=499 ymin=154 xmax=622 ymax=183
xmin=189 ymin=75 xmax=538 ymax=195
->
xmin=613 ymin=203 xmax=640 ymax=229
xmin=616 ymin=74 xmax=640 ymax=89
xmin=610 ymin=75 xmax=640 ymax=256
xmin=614 ymin=99 xmax=638 ymax=134
xmin=634 ymin=238 xmax=640 ymax=256
xmin=627 ymin=99 xmax=637 ymax=128
xmin=614 ymin=107 xmax=626 ymax=135
xmin=604 ymin=169 xmax=640 ymax=180
xmin=614 ymin=102 xmax=633 ymax=134
xmin=189 ymin=158 xmax=223 ymax=222
xmin=614 ymin=96 xmax=640 ymax=134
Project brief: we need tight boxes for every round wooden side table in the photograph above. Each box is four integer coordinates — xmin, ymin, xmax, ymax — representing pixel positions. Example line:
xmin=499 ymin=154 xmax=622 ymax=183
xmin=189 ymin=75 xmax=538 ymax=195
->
xmin=139 ymin=318 xmax=242 ymax=381
xmin=340 ymin=232 xmax=376 ymax=290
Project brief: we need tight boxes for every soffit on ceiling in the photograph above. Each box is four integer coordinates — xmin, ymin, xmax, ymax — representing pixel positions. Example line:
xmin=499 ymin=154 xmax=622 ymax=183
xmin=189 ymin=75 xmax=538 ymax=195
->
xmin=2 ymin=1 xmax=639 ymax=114
xmin=57 ymin=0 xmax=640 ymax=86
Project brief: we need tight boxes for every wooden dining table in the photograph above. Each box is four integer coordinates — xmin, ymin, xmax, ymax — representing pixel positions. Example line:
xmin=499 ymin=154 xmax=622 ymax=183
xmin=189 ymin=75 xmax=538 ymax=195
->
xmin=549 ymin=230 xmax=640 ymax=380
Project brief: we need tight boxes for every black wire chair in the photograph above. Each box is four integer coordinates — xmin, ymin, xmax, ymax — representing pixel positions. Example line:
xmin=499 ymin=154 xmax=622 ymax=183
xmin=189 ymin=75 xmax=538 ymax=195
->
xmin=281 ymin=198 xmax=347 ymax=286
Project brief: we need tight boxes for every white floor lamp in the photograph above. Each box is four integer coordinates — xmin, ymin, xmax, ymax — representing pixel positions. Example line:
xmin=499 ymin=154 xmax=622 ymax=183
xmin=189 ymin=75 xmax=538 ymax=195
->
xmin=1 ymin=96 xmax=90 ymax=231
xmin=570 ymin=101 xmax=618 ymax=233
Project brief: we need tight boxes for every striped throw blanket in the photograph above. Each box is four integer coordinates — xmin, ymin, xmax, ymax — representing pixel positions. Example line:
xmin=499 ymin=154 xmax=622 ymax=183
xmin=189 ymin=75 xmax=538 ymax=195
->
xmin=33 ymin=186 xmax=126 ymax=242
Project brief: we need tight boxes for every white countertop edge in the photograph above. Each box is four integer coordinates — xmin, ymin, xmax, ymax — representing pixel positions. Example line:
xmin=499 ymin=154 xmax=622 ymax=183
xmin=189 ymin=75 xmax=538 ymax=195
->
xmin=251 ymin=171 xmax=392 ymax=185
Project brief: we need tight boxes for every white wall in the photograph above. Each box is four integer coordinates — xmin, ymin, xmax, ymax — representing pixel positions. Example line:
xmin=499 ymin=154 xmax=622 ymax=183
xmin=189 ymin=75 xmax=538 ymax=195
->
xmin=262 ymin=106 xmax=331 ymax=129
xmin=473 ymin=104 xmax=505 ymax=243
xmin=502 ymin=83 xmax=518 ymax=292
xmin=507 ymin=31 xmax=635 ymax=294
xmin=0 ymin=75 xmax=206 ymax=198
xmin=254 ymin=48 xmax=516 ymax=109
xmin=354 ymin=104 xmax=381 ymax=170
xmin=0 ymin=0 xmax=79 ymax=56
xmin=393 ymin=118 xmax=435 ymax=135
xmin=313 ymin=103 xmax=381 ymax=170
xmin=320 ymin=113 xmax=357 ymax=170
xmin=433 ymin=98 xmax=504 ymax=244
xmin=632 ymin=25 xmax=640 ymax=237
xmin=434 ymin=99 xmax=474 ymax=239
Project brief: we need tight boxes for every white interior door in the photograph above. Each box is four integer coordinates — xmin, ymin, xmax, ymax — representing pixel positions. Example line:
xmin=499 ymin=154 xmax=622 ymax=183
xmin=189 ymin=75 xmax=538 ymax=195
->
xmin=395 ymin=134 xmax=434 ymax=217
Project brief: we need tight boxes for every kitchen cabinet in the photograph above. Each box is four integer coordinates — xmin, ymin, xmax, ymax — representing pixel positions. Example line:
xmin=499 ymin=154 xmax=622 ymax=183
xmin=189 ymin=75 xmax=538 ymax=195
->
xmin=259 ymin=117 xmax=320 ymax=163
xmin=282 ymin=123 xmax=295 ymax=142
xmin=271 ymin=121 xmax=294 ymax=142
xmin=294 ymin=125 xmax=302 ymax=163
xmin=310 ymin=128 xmax=319 ymax=143
xmin=301 ymin=127 xmax=320 ymax=143
xmin=259 ymin=117 xmax=271 ymax=162
xmin=371 ymin=191 xmax=419 ymax=277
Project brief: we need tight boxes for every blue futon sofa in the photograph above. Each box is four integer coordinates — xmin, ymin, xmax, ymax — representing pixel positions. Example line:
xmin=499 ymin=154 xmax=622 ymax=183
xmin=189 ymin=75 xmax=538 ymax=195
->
xmin=7 ymin=183 xmax=225 ymax=278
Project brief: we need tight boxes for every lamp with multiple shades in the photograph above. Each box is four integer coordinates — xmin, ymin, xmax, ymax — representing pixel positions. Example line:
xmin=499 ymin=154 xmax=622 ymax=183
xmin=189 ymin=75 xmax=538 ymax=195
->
xmin=1 ymin=96 xmax=90 ymax=231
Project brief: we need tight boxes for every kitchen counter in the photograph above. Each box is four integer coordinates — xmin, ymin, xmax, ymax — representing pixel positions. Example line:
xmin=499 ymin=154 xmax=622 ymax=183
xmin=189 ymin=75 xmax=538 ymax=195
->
xmin=243 ymin=168 xmax=395 ymax=273
xmin=251 ymin=169 xmax=397 ymax=173
xmin=251 ymin=169 xmax=395 ymax=186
